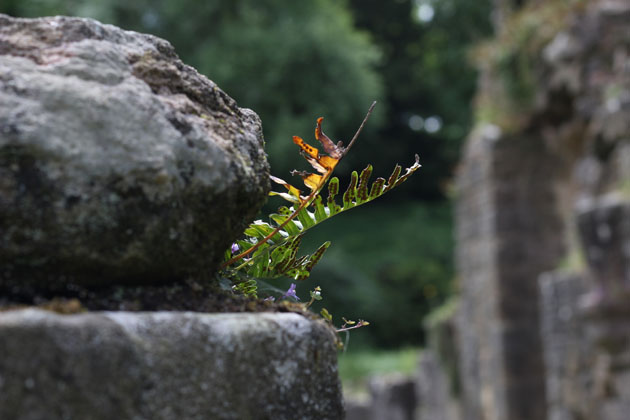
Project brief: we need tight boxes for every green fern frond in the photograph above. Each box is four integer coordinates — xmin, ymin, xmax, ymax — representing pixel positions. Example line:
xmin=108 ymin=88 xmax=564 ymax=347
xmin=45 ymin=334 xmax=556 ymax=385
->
xmin=232 ymin=279 xmax=258 ymax=298
xmin=223 ymin=155 xmax=421 ymax=280
xmin=271 ymin=154 xmax=421 ymax=233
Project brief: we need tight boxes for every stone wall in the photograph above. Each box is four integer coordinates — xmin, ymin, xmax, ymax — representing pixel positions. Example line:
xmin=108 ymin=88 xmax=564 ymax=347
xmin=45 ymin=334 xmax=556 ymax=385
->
xmin=451 ymin=0 xmax=630 ymax=419
xmin=538 ymin=197 xmax=630 ymax=420
xmin=455 ymin=129 xmax=565 ymax=420
xmin=538 ymin=271 xmax=589 ymax=420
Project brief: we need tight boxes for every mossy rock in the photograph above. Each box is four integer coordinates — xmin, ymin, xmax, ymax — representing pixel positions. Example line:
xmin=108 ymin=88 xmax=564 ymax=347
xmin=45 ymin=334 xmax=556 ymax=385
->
xmin=0 ymin=15 xmax=270 ymax=291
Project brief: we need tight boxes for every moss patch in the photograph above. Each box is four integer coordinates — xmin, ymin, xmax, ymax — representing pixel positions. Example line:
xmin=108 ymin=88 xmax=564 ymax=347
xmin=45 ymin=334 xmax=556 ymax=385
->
xmin=472 ymin=0 xmax=586 ymax=131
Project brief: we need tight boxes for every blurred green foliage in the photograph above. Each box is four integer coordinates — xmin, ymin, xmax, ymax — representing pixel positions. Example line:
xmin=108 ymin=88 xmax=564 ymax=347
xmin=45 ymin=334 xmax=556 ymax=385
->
xmin=424 ymin=297 xmax=460 ymax=394
xmin=348 ymin=0 xmax=493 ymax=199
xmin=296 ymin=201 xmax=453 ymax=348
xmin=2 ymin=0 xmax=492 ymax=349
xmin=338 ymin=346 xmax=419 ymax=393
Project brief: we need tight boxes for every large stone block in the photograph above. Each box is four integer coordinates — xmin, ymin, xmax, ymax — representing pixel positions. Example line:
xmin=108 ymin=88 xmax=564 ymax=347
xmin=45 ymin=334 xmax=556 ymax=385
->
xmin=0 ymin=309 xmax=343 ymax=420
xmin=0 ymin=15 xmax=270 ymax=289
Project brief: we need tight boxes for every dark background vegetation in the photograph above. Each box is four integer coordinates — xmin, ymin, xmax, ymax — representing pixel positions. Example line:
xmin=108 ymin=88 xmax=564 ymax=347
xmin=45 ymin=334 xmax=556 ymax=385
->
xmin=2 ymin=0 xmax=492 ymax=349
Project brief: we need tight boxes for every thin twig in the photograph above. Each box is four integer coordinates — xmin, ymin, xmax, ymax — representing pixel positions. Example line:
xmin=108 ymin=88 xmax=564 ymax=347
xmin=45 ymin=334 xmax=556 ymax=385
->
xmin=342 ymin=101 xmax=377 ymax=158
xmin=336 ymin=322 xmax=369 ymax=333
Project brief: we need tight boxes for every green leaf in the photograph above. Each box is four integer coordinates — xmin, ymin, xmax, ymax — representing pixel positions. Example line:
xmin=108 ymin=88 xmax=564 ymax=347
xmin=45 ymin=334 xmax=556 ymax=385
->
xmin=310 ymin=288 xmax=323 ymax=301
xmin=270 ymin=243 xmax=293 ymax=270
xmin=232 ymin=279 xmax=258 ymax=298
xmin=384 ymin=164 xmax=402 ymax=192
xmin=296 ymin=206 xmax=315 ymax=229
xmin=369 ymin=177 xmax=386 ymax=199
xmin=277 ymin=234 xmax=303 ymax=272
xmin=268 ymin=191 xmax=300 ymax=203
xmin=320 ymin=308 xmax=333 ymax=322
xmin=356 ymin=165 xmax=373 ymax=203
xmin=259 ymin=247 xmax=270 ymax=275
xmin=343 ymin=171 xmax=358 ymax=209
xmin=269 ymin=213 xmax=301 ymax=236
xmin=293 ymin=269 xmax=310 ymax=281
xmin=278 ymin=206 xmax=292 ymax=216
xmin=303 ymin=241 xmax=331 ymax=273
xmin=244 ymin=221 xmax=285 ymax=243
xmin=249 ymin=244 xmax=270 ymax=277
xmin=243 ymin=221 xmax=271 ymax=239
xmin=327 ymin=177 xmax=341 ymax=216
xmin=236 ymin=239 xmax=256 ymax=253
xmin=313 ymin=195 xmax=328 ymax=222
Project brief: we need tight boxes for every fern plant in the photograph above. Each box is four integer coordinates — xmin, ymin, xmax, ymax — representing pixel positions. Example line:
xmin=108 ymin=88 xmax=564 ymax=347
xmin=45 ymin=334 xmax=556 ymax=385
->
xmin=219 ymin=102 xmax=420 ymax=311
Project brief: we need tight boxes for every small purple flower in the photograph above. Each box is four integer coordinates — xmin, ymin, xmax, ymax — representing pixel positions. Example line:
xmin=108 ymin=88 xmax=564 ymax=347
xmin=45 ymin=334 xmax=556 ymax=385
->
xmin=283 ymin=283 xmax=300 ymax=301
xmin=264 ymin=296 xmax=276 ymax=302
xmin=231 ymin=243 xmax=239 ymax=254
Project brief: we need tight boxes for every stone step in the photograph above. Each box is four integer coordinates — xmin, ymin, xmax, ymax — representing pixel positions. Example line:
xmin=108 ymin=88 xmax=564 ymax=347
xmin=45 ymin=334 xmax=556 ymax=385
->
xmin=0 ymin=309 xmax=343 ymax=420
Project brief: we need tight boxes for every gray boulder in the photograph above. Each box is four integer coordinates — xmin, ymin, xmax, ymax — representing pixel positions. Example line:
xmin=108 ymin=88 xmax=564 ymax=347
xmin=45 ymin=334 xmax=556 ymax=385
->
xmin=0 ymin=14 xmax=270 ymax=288
xmin=0 ymin=309 xmax=343 ymax=420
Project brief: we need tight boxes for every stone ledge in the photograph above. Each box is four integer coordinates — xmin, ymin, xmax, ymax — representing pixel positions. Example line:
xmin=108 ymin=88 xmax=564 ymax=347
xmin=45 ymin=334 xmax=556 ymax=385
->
xmin=0 ymin=309 xmax=343 ymax=420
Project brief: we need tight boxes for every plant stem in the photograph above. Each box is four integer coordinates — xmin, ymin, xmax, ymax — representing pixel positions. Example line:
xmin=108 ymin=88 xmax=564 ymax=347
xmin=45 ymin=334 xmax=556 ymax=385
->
xmin=336 ymin=323 xmax=368 ymax=333
xmin=342 ymin=101 xmax=376 ymax=157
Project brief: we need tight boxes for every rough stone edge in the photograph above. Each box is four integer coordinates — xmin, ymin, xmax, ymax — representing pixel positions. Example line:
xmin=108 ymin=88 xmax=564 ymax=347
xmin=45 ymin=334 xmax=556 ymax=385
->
xmin=0 ymin=309 xmax=344 ymax=420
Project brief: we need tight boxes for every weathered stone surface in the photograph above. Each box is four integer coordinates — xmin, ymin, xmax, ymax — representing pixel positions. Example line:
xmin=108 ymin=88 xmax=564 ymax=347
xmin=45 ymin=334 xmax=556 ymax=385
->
xmin=453 ymin=0 xmax=630 ymax=419
xmin=539 ymin=270 xmax=590 ymax=420
xmin=366 ymin=374 xmax=416 ymax=420
xmin=418 ymin=301 xmax=461 ymax=420
xmin=0 ymin=14 xmax=270 ymax=288
xmin=343 ymin=374 xmax=416 ymax=420
xmin=344 ymin=398 xmax=371 ymax=420
xmin=539 ymin=267 xmax=630 ymax=420
xmin=453 ymin=124 xmax=502 ymax=420
xmin=0 ymin=309 xmax=343 ymax=420
xmin=416 ymin=350 xmax=461 ymax=420
xmin=455 ymin=126 xmax=564 ymax=420
xmin=577 ymin=195 xmax=630 ymax=301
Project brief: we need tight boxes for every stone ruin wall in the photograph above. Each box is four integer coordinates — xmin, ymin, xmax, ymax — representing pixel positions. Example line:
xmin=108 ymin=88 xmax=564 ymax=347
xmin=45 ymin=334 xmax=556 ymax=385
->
xmin=358 ymin=2 xmax=629 ymax=419
xmin=451 ymin=0 xmax=630 ymax=419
